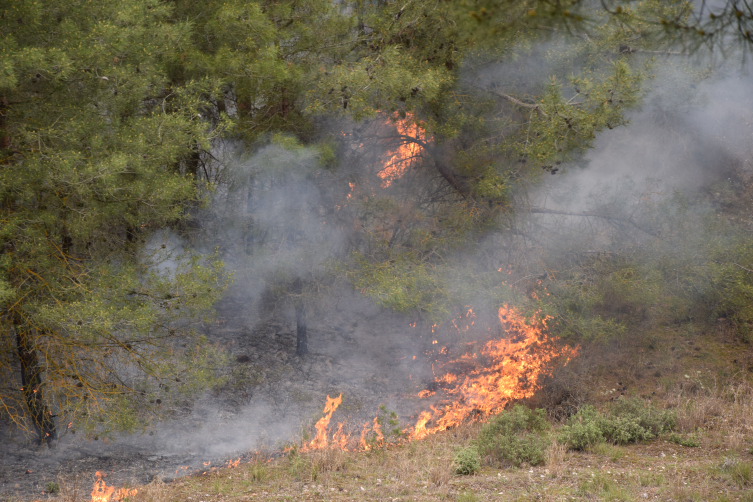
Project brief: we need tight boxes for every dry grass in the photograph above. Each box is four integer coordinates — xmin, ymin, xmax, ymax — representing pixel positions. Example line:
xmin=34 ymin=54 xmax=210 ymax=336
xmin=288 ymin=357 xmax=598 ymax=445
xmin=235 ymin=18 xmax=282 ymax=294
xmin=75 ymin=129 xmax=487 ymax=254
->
xmin=668 ymin=379 xmax=753 ymax=456
xmin=12 ymin=328 xmax=753 ymax=502
xmin=545 ymin=440 xmax=566 ymax=477
xmin=66 ymin=400 xmax=746 ymax=502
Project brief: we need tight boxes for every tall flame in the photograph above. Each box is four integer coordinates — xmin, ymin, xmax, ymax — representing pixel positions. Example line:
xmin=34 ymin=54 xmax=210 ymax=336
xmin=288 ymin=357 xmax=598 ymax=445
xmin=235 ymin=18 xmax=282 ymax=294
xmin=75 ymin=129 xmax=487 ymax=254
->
xmin=377 ymin=113 xmax=430 ymax=187
xmin=300 ymin=304 xmax=576 ymax=451
xmin=303 ymin=393 xmax=343 ymax=451
xmin=407 ymin=305 xmax=576 ymax=439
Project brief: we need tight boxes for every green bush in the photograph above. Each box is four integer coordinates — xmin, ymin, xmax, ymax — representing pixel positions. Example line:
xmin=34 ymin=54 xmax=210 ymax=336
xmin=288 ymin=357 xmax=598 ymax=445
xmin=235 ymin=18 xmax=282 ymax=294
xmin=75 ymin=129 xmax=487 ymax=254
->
xmin=453 ymin=446 xmax=481 ymax=475
xmin=475 ymin=405 xmax=549 ymax=467
xmin=558 ymin=411 xmax=605 ymax=450
xmin=559 ymin=398 xmax=676 ymax=450
xmin=667 ymin=432 xmax=700 ymax=447
xmin=609 ymin=396 xmax=677 ymax=437
xmin=45 ymin=482 xmax=60 ymax=494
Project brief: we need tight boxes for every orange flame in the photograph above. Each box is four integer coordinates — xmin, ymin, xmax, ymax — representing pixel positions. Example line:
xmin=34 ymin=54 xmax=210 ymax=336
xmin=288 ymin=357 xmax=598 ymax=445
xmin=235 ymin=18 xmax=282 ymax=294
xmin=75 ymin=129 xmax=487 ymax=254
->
xmin=91 ymin=472 xmax=137 ymax=502
xmin=406 ymin=305 xmax=577 ymax=439
xmin=377 ymin=113 xmax=430 ymax=187
xmin=303 ymin=393 xmax=343 ymax=450
xmin=301 ymin=305 xmax=576 ymax=450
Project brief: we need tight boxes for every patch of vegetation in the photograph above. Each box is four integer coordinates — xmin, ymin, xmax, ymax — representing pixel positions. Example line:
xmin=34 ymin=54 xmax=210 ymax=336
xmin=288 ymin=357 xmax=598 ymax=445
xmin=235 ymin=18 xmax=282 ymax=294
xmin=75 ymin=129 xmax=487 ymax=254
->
xmin=667 ymin=432 xmax=701 ymax=447
xmin=377 ymin=404 xmax=403 ymax=438
xmin=453 ymin=446 xmax=481 ymax=475
xmin=45 ymin=482 xmax=60 ymax=494
xmin=577 ymin=471 xmax=632 ymax=501
xmin=457 ymin=491 xmax=479 ymax=502
xmin=588 ymin=442 xmax=626 ymax=461
xmin=721 ymin=458 xmax=753 ymax=488
xmin=559 ymin=398 xmax=676 ymax=450
xmin=475 ymin=405 xmax=549 ymax=467
xmin=637 ymin=471 xmax=666 ymax=487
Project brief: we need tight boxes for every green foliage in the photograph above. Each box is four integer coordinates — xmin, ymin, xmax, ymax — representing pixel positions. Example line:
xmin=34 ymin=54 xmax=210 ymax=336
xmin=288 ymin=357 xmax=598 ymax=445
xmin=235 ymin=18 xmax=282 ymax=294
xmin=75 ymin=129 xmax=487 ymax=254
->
xmin=475 ymin=405 xmax=550 ymax=467
xmin=453 ymin=446 xmax=481 ymax=475
xmin=0 ymin=0 xmax=234 ymax=440
xmin=529 ymin=189 xmax=753 ymax=345
xmin=559 ymin=399 xmax=676 ymax=450
xmin=558 ymin=406 xmax=605 ymax=450
xmin=378 ymin=404 xmax=403 ymax=438
xmin=0 ymin=0 xmax=712 ymax=443
xmin=667 ymin=432 xmax=701 ymax=448
xmin=45 ymin=482 xmax=60 ymax=494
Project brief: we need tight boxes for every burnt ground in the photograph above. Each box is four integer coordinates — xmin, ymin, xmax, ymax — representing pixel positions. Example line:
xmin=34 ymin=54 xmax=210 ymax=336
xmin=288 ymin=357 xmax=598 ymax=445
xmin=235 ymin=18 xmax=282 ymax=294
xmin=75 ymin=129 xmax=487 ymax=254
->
xmin=0 ymin=287 xmax=465 ymax=502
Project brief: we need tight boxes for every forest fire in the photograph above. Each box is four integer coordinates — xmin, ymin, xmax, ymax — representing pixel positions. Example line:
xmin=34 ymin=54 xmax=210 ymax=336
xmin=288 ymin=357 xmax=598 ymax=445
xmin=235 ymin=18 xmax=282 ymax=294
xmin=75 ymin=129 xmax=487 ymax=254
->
xmin=90 ymin=471 xmax=137 ymax=502
xmin=302 ymin=305 xmax=576 ymax=450
xmin=377 ymin=112 xmax=430 ymax=187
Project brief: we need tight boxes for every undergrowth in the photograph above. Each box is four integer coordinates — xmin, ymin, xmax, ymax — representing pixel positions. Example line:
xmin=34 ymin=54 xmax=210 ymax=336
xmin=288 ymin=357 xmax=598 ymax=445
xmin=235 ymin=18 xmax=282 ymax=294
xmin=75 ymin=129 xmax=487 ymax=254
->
xmin=475 ymin=405 xmax=550 ymax=467
xmin=559 ymin=397 xmax=676 ymax=450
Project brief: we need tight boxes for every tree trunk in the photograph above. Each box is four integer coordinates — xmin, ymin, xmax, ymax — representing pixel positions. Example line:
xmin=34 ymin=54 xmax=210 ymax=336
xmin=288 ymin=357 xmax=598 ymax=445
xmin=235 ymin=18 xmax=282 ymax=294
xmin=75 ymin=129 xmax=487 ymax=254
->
xmin=15 ymin=327 xmax=57 ymax=445
xmin=295 ymin=301 xmax=308 ymax=356
xmin=292 ymin=277 xmax=308 ymax=356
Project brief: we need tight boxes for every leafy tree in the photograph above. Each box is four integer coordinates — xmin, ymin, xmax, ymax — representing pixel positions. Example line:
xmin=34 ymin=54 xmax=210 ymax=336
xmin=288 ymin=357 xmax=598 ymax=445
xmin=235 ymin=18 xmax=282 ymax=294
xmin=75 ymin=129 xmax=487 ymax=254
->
xmin=320 ymin=0 xmax=688 ymax=323
xmin=0 ymin=0 xmax=230 ymax=444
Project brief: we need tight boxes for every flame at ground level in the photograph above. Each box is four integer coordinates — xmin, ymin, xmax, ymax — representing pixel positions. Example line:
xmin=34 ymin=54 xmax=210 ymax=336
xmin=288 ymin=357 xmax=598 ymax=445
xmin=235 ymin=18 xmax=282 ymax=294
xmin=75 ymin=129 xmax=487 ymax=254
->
xmin=303 ymin=304 xmax=576 ymax=449
xmin=91 ymin=471 xmax=137 ymax=502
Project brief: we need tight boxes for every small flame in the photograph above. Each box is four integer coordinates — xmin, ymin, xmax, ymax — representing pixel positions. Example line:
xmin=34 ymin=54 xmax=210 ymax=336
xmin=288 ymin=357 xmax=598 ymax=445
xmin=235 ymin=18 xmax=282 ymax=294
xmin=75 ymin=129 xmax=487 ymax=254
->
xmin=91 ymin=472 xmax=137 ymax=502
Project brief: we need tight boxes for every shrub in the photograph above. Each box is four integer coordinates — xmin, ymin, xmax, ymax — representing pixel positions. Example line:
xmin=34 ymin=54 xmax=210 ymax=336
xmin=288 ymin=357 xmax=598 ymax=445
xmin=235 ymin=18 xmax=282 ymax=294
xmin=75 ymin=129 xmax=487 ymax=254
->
xmin=609 ymin=397 xmax=677 ymax=437
xmin=453 ymin=446 xmax=481 ymax=475
xmin=559 ymin=398 xmax=676 ymax=450
xmin=667 ymin=432 xmax=700 ymax=447
xmin=476 ymin=405 xmax=549 ymax=467
xmin=558 ymin=406 xmax=605 ymax=450
xmin=45 ymin=482 xmax=60 ymax=494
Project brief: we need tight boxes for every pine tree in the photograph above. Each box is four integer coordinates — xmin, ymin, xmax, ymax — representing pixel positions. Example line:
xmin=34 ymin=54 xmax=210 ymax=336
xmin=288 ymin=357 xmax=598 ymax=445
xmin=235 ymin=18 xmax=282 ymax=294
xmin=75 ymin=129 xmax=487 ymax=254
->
xmin=0 ymin=0 xmax=230 ymax=443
